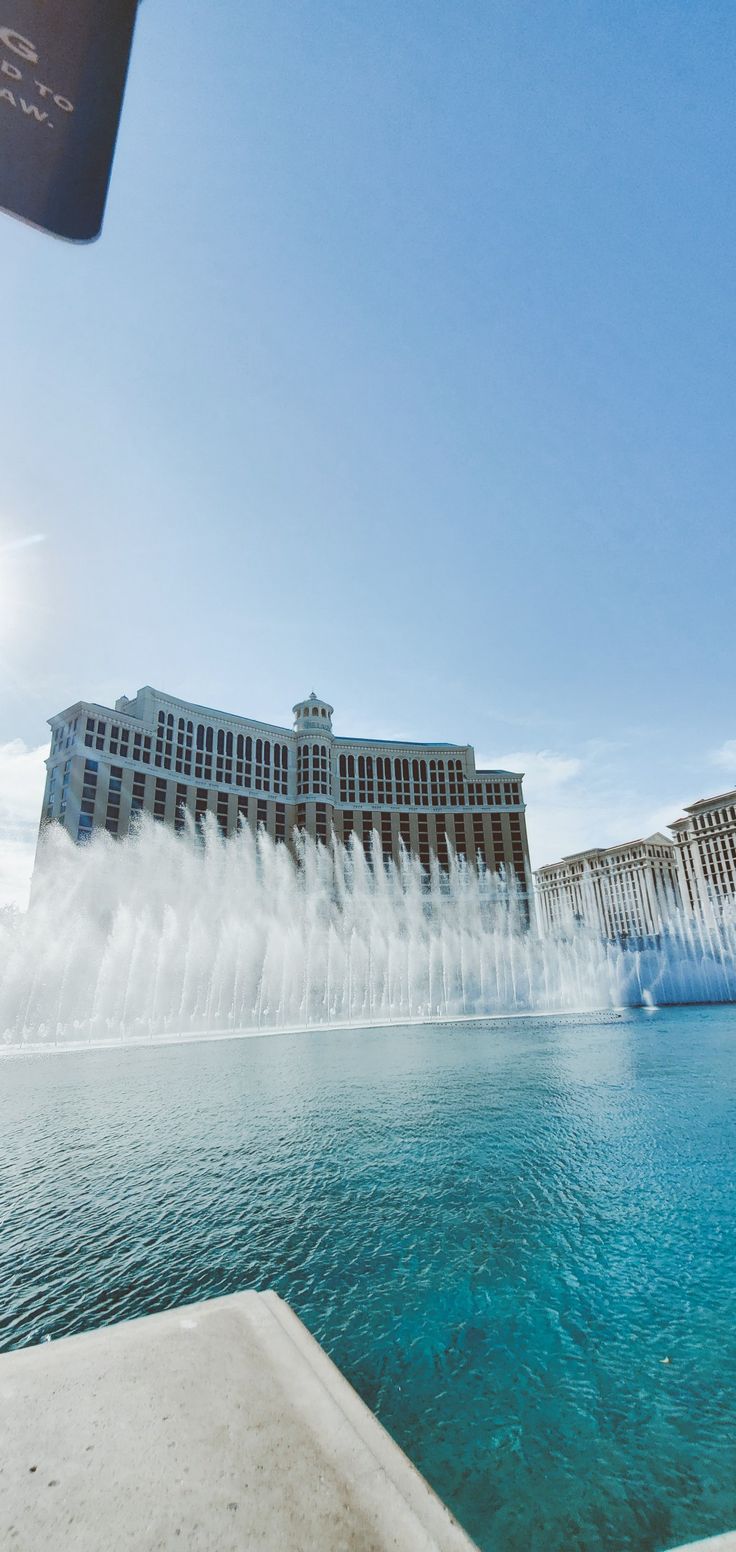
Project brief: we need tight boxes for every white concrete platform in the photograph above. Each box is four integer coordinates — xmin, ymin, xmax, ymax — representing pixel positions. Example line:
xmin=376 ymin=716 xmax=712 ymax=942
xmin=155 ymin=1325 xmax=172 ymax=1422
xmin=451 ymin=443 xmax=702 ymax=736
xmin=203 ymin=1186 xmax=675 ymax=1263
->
xmin=668 ymin=1538 xmax=736 ymax=1552
xmin=0 ymin=1290 xmax=478 ymax=1551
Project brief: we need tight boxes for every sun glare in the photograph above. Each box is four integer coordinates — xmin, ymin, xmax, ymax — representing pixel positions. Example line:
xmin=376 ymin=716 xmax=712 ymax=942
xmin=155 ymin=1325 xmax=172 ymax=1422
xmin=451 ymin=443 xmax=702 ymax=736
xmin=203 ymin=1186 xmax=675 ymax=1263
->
xmin=0 ymin=533 xmax=45 ymax=643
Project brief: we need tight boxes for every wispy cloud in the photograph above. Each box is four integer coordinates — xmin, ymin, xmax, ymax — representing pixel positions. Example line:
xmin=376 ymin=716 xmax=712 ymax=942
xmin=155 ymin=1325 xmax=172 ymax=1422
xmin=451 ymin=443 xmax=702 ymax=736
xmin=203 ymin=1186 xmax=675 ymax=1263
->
xmin=486 ymin=749 xmax=583 ymax=795
xmin=711 ymin=739 xmax=736 ymax=775
xmin=480 ymin=742 xmax=687 ymax=871
xmin=0 ymin=533 xmax=45 ymax=555
xmin=0 ymin=740 xmax=47 ymax=909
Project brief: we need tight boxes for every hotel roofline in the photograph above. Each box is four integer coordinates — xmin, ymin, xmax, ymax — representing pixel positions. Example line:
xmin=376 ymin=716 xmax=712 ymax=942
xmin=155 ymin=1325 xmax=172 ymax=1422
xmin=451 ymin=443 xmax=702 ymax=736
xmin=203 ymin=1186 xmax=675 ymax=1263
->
xmin=668 ymin=788 xmax=736 ymax=828
xmin=535 ymin=832 xmax=672 ymax=873
xmin=47 ymin=688 xmax=523 ymax=775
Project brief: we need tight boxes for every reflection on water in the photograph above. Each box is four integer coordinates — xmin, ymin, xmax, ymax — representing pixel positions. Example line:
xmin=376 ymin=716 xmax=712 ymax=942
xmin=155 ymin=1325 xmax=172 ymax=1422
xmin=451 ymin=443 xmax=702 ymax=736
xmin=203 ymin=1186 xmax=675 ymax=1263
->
xmin=2 ymin=1005 xmax=735 ymax=1552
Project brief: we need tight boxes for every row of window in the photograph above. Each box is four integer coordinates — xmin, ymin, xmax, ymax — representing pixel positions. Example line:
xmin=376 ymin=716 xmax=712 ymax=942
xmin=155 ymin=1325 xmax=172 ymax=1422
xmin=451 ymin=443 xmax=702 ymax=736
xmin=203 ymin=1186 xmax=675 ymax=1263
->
xmin=77 ymin=757 xmax=99 ymax=841
xmin=539 ymin=860 xmax=682 ymax=935
xmin=102 ymin=770 xmax=289 ymax=841
xmin=334 ymin=809 xmax=520 ymax=875
xmin=85 ymin=717 xmax=153 ymax=765
xmin=48 ymin=750 xmax=528 ymax=857
xmin=696 ymin=831 xmax=736 ymax=902
xmin=71 ymin=768 xmax=527 ymax=877
xmin=105 ymin=765 xmax=123 ymax=832
xmin=154 ymin=712 xmax=291 ymax=795
xmin=51 ymin=717 xmax=79 ymax=755
xmin=67 ymin=716 xmax=524 ymax=811
xmin=82 ymin=713 xmax=291 ymax=795
xmin=297 ymin=743 xmax=329 ymax=796
xmin=690 ymin=807 xmax=736 ymax=831
xmin=337 ymin=753 xmax=521 ymax=810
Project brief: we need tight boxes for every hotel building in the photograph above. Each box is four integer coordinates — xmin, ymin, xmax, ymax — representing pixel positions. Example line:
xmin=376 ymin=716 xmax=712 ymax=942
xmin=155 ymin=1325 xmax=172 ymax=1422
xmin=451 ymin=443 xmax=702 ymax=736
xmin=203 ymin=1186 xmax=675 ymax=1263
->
xmin=40 ymin=686 xmax=533 ymax=904
xmin=669 ymin=789 xmax=736 ymax=922
xmin=535 ymin=834 xmax=681 ymax=941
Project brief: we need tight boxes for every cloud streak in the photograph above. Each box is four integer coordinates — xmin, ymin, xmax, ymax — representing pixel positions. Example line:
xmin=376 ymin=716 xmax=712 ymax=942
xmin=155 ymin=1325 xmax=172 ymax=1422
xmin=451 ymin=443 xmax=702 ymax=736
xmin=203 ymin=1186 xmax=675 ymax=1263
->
xmin=0 ymin=533 xmax=46 ymax=555
xmin=711 ymin=740 xmax=736 ymax=775
xmin=481 ymin=742 xmax=690 ymax=872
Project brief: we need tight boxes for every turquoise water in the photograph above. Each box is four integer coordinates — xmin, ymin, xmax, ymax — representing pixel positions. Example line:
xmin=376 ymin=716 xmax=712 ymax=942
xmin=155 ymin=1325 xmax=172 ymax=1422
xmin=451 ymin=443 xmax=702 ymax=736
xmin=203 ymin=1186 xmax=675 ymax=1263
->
xmin=2 ymin=1006 xmax=735 ymax=1551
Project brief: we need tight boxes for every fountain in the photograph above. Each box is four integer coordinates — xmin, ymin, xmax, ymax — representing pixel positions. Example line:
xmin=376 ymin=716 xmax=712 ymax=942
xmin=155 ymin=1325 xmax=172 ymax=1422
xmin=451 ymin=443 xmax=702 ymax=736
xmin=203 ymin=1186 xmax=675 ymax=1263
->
xmin=1 ymin=817 xmax=735 ymax=1047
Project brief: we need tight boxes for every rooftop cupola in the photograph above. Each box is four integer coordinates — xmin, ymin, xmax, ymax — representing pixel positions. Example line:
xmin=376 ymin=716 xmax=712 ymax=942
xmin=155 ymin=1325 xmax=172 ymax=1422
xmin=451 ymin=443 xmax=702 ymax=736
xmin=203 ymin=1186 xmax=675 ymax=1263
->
xmin=293 ymin=692 xmax=334 ymax=733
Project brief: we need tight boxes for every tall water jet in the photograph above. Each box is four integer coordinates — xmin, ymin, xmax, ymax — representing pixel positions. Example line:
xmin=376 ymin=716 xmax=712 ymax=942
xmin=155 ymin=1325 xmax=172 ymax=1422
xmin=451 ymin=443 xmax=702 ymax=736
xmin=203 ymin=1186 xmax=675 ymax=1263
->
xmin=1 ymin=817 xmax=735 ymax=1048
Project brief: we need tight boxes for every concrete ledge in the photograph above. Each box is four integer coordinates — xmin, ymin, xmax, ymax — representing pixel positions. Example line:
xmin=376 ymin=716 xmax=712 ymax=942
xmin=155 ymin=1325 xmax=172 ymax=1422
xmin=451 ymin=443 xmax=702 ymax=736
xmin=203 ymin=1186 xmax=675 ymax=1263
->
xmin=667 ymin=1538 xmax=736 ymax=1552
xmin=0 ymin=1290 xmax=478 ymax=1551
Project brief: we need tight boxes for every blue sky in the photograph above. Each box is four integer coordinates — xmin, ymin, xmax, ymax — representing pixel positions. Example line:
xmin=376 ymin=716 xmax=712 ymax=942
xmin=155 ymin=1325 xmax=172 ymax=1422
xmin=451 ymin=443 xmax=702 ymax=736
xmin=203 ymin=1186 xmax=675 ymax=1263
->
xmin=1 ymin=0 xmax=735 ymax=903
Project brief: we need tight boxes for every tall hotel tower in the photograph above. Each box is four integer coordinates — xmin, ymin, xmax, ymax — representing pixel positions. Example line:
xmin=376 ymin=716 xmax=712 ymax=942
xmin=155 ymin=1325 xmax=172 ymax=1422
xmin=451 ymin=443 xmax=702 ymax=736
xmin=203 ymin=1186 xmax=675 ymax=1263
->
xmin=40 ymin=687 xmax=533 ymax=912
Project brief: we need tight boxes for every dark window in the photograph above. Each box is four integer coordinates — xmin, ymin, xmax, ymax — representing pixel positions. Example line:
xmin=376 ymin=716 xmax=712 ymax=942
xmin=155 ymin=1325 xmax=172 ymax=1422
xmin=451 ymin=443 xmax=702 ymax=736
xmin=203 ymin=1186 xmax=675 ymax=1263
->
xmin=130 ymin=772 xmax=146 ymax=826
xmin=381 ymin=812 xmax=393 ymax=863
xmin=175 ymin=783 xmax=187 ymax=833
xmin=454 ymin=815 xmax=467 ymax=857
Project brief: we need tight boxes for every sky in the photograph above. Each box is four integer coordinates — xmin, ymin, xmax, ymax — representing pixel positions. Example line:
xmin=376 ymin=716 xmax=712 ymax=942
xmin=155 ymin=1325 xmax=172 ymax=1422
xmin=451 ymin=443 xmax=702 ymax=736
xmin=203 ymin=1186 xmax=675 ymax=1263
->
xmin=1 ymin=0 xmax=735 ymax=906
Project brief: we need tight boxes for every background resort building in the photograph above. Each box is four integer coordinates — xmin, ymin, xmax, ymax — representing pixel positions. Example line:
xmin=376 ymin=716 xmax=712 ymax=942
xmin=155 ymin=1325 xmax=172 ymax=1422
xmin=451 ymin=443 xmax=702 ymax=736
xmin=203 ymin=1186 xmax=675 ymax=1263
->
xmin=669 ymin=789 xmax=736 ymax=922
xmin=537 ymin=789 xmax=736 ymax=938
xmin=40 ymin=686 xmax=533 ymax=906
xmin=535 ymin=835 xmax=681 ymax=942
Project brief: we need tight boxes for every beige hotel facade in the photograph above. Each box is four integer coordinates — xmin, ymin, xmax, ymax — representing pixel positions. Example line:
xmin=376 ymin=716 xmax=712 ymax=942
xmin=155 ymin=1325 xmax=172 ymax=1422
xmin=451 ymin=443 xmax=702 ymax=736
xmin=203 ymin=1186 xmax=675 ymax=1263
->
xmin=669 ymin=788 xmax=736 ymax=924
xmin=535 ymin=835 xmax=681 ymax=941
xmin=40 ymin=686 xmax=533 ymax=909
xmin=536 ymin=787 xmax=736 ymax=939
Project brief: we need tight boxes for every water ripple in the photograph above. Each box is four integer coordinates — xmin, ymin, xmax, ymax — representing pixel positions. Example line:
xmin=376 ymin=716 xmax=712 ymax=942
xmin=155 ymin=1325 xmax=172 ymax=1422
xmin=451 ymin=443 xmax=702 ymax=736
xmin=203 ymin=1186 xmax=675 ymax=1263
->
xmin=1 ymin=1006 xmax=735 ymax=1552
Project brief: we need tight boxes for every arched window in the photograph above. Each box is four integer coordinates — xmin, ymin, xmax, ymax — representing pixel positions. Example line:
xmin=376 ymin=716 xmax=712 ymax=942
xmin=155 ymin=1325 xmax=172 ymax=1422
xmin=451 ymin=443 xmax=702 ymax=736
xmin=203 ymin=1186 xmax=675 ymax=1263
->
xmin=256 ymin=738 xmax=262 ymax=762
xmin=237 ymin=734 xmax=244 ymax=759
xmin=196 ymin=724 xmax=204 ymax=751
xmin=348 ymin=755 xmax=355 ymax=777
xmin=217 ymin=729 xmax=224 ymax=756
xmin=167 ymin=713 xmax=174 ymax=727
xmin=246 ymin=736 xmax=252 ymax=761
xmin=205 ymin=726 xmax=213 ymax=753
xmin=226 ymin=731 xmax=233 ymax=757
